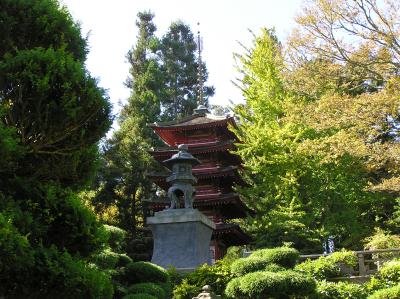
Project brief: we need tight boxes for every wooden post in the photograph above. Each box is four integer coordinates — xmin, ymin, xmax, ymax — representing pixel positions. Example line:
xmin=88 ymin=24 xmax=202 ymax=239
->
xmin=358 ymin=253 xmax=367 ymax=276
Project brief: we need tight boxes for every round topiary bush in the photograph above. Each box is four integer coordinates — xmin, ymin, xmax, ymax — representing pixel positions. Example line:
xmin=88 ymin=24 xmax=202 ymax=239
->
xmin=225 ymin=270 xmax=315 ymax=299
xmin=231 ymin=257 xmax=271 ymax=276
xmin=316 ymin=280 xmax=367 ymax=299
xmin=123 ymin=261 xmax=169 ymax=285
xmin=249 ymin=247 xmax=300 ymax=268
xmin=368 ymin=284 xmax=400 ymax=299
xmin=127 ymin=282 xmax=166 ymax=299
xmin=225 ymin=277 xmax=243 ymax=299
xmin=264 ymin=263 xmax=286 ymax=272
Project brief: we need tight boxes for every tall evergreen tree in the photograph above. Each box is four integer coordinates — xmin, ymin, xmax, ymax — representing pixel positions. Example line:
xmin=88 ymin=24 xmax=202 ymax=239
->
xmin=92 ymin=13 xmax=215 ymax=239
xmin=92 ymin=11 xmax=162 ymax=238
xmin=0 ymin=0 xmax=113 ymax=297
xmin=160 ymin=21 xmax=214 ymax=120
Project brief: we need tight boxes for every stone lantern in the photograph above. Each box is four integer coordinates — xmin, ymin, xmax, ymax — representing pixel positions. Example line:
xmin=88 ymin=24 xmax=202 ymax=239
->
xmin=163 ymin=144 xmax=200 ymax=209
xmin=147 ymin=144 xmax=215 ymax=270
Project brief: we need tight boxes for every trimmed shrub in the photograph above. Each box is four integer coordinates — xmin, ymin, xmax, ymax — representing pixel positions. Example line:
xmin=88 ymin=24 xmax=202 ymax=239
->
xmin=225 ymin=277 xmax=243 ymax=299
xmin=123 ymin=261 xmax=169 ymax=285
xmin=368 ymin=260 xmax=400 ymax=290
xmin=368 ymin=284 xmax=400 ymax=299
xmin=127 ymin=282 xmax=166 ymax=299
xmin=264 ymin=263 xmax=286 ymax=272
xmin=225 ymin=270 xmax=315 ymax=299
xmin=295 ymin=250 xmax=356 ymax=279
xmin=316 ymin=280 xmax=367 ymax=299
xmin=249 ymin=247 xmax=300 ymax=268
xmin=92 ymin=248 xmax=120 ymax=269
xmin=231 ymin=257 xmax=271 ymax=276
xmin=122 ymin=294 xmax=157 ymax=299
xmin=104 ymin=225 xmax=127 ymax=252
xmin=92 ymin=248 xmax=133 ymax=270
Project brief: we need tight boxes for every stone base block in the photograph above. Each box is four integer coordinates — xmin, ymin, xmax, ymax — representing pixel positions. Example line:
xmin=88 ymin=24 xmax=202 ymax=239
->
xmin=147 ymin=209 xmax=215 ymax=270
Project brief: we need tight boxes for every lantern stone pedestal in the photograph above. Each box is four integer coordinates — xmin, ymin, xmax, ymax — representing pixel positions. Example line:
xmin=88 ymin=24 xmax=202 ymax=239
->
xmin=147 ymin=208 xmax=215 ymax=270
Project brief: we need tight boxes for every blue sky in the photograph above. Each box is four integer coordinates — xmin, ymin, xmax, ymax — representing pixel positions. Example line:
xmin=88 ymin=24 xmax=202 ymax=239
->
xmin=62 ymin=0 xmax=303 ymax=116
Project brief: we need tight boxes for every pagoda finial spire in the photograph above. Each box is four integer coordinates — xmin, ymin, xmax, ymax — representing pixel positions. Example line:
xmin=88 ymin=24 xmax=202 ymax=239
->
xmin=197 ymin=22 xmax=205 ymax=106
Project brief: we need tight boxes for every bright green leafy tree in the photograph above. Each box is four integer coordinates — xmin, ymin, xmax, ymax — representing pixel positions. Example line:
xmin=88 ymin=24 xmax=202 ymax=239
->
xmin=233 ymin=29 xmax=376 ymax=252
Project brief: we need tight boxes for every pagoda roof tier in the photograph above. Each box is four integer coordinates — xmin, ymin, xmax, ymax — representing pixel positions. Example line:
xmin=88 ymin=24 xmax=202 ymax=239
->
xmin=148 ymin=165 xmax=240 ymax=185
xmin=147 ymin=192 xmax=254 ymax=219
xmin=212 ymin=223 xmax=252 ymax=246
xmin=150 ymin=114 xmax=235 ymax=130
xmin=150 ymin=140 xmax=236 ymax=160
xmin=149 ymin=114 xmax=237 ymax=146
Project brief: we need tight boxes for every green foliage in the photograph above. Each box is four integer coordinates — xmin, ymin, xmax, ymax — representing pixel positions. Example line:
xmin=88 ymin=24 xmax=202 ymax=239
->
xmin=368 ymin=284 xmax=400 ymax=299
xmin=248 ymin=247 xmax=300 ymax=268
xmin=230 ymin=246 xmax=299 ymax=278
xmin=369 ymin=260 xmax=400 ymax=290
xmin=231 ymin=257 xmax=271 ymax=277
xmin=0 ymin=212 xmax=34 ymax=288
xmin=0 ymin=0 xmax=87 ymax=60
xmin=104 ymin=224 xmax=127 ymax=252
xmin=172 ymin=261 xmax=233 ymax=299
xmin=295 ymin=250 xmax=356 ymax=280
xmin=220 ymin=246 xmax=243 ymax=266
xmin=0 ymin=47 xmax=111 ymax=187
xmin=173 ymin=279 xmax=200 ymax=299
xmin=123 ymin=261 xmax=169 ymax=285
xmin=364 ymin=228 xmax=400 ymax=250
xmin=91 ymin=248 xmax=120 ymax=269
xmin=264 ymin=263 xmax=286 ymax=272
xmin=159 ymin=20 xmax=214 ymax=119
xmin=0 ymin=0 xmax=113 ymax=297
xmin=233 ymin=28 xmax=370 ymax=252
xmin=315 ymin=280 xmax=367 ymax=299
xmin=0 ymin=182 xmax=108 ymax=257
xmin=225 ymin=270 xmax=316 ymax=299
xmin=93 ymin=12 xmax=214 ymax=236
xmin=122 ymin=294 xmax=158 ymax=299
xmin=1 ymin=244 xmax=113 ymax=299
xmin=127 ymin=282 xmax=166 ymax=299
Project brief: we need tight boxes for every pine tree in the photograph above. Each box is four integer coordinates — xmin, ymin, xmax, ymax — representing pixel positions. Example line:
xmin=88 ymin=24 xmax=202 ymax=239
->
xmin=160 ymin=21 xmax=214 ymax=120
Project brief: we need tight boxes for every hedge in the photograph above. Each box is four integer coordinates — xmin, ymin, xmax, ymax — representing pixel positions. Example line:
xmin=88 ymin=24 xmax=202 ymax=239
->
xmin=123 ymin=261 xmax=169 ymax=285
xmin=368 ymin=284 xmax=400 ymax=299
xmin=316 ymin=280 xmax=367 ymax=299
xmin=127 ymin=283 xmax=166 ymax=299
xmin=231 ymin=257 xmax=271 ymax=276
xmin=249 ymin=247 xmax=300 ymax=268
xmin=225 ymin=270 xmax=315 ymax=299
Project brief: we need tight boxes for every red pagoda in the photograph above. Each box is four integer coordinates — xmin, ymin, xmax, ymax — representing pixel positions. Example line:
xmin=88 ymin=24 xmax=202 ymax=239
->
xmin=147 ymin=105 xmax=252 ymax=261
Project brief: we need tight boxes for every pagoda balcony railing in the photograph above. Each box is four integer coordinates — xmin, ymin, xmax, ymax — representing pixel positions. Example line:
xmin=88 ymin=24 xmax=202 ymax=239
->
xmin=185 ymin=138 xmax=220 ymax=147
